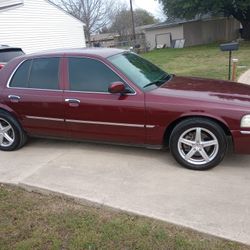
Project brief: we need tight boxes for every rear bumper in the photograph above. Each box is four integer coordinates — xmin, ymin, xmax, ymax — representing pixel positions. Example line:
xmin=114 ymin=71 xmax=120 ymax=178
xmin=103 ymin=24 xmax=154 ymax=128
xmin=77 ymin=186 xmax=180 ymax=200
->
xmin=231 ymin=130 xmax=250 ymax=154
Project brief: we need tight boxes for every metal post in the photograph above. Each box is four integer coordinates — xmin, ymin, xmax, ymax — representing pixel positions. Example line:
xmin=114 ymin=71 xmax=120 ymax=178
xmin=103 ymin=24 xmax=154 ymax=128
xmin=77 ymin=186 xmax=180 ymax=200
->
xmin=228 ymin=50 xmax=232 ymax=80
xmin=130 ymin=0 xmax=136 ymax=46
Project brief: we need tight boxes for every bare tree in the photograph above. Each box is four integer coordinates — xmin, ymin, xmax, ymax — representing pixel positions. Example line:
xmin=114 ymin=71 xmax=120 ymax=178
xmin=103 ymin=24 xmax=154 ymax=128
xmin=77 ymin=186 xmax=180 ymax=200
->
xmin=55 ymin=0 xmax=117 ymax=44
xmin=109 ymin=7 xmax=158 ymax=41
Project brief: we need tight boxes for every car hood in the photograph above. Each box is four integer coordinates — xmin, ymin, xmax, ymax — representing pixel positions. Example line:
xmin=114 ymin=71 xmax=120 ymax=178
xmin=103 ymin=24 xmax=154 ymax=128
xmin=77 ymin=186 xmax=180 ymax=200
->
xmin=152 ymin=75 xmax=250 ymax=107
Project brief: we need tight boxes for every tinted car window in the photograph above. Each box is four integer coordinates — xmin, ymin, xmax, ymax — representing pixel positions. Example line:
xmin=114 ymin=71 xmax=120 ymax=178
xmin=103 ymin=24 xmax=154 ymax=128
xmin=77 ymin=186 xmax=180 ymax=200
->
xmin=0 ymin=49 xmax=24 ymax=62
xmin=29 ymin=58 xmax=59 ymax=89
xmin=9 ymin=60 xmax=31 ymax=88
xmin=68 ymin=57 xmax=122 ymax=92
xmin=10 ymin=58 xmax=60 ymax=89
xmin=108 ymin=52 xmax=168 ymax=89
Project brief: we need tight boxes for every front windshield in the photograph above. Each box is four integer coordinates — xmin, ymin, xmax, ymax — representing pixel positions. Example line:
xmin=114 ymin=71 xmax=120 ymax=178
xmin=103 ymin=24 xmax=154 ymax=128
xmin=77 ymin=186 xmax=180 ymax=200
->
xmin=108 ymin=52 xmax=169 ymax=89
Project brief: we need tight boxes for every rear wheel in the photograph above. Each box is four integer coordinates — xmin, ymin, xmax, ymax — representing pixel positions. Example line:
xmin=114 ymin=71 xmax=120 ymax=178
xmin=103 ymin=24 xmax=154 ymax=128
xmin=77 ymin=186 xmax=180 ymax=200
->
xmin=169 ymin=118 xmax=227 ymax=170
xmin=0 ymin=111 xmax=27 ymax=151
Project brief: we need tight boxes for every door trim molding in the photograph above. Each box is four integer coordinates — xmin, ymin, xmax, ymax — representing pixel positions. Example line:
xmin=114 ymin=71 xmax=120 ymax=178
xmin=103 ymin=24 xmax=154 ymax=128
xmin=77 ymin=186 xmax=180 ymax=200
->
xmin=26 ymin=115 xmax=64 ymax=122
xmin=25 ymin=116 xmax=156 ymax=128
xmin=66 ymin=119 xmax=155 ymax=128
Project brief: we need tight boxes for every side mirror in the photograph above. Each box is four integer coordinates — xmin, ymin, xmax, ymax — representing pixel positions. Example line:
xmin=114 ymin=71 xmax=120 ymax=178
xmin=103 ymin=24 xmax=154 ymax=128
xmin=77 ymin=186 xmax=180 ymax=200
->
xmin=108 ymin=82 xmax=126 ymax=94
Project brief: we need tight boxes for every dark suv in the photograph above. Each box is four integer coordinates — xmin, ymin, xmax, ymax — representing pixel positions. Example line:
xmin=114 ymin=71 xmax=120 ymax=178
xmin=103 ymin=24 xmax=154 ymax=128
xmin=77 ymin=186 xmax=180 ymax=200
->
xmin=0 ymin=45 xmax=24 ymax=70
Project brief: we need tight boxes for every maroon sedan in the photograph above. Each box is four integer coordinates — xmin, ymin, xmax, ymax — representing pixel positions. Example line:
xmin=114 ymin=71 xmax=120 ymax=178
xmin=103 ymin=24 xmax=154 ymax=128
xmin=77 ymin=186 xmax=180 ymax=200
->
xmin=0 ymin=48 xmax=250 ymax=170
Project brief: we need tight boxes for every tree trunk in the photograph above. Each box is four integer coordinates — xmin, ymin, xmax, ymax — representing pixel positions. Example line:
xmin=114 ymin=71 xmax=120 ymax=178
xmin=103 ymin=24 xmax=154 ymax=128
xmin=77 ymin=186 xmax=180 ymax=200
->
xmin=86 ymin=31 xmax=92 ymax=47
xmin=241 ymin=21 xmax=250 ymax=40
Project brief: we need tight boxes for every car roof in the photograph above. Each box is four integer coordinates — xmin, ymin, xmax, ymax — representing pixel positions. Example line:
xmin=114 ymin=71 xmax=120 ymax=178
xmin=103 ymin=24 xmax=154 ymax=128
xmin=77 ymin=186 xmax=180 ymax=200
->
xmin=26 ymin=48 xmax=127 ymax=59
xmin=0 ymin=46 xmax=23 ymax=52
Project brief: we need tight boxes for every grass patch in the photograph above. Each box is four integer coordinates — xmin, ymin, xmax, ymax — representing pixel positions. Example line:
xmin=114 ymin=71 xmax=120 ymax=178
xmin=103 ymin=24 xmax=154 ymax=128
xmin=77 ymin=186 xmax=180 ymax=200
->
xmin=0 ymin=184 xmax=249 ymax=250
xmin=142 ymin=41 xmax=250 ymax=80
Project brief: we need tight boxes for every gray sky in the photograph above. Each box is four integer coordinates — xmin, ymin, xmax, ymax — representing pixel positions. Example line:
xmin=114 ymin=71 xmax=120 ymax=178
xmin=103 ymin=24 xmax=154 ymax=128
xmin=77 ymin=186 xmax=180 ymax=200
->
xmin=125 ymin=0 xmax=166 ymax=21
xmin=54 ymin=0 xmax=166 ymax=21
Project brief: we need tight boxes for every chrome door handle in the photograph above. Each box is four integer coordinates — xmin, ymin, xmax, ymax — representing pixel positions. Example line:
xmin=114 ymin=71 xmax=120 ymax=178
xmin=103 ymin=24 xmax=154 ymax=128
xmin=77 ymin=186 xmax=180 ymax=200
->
xmin=8 ymin=95 xmax=21 ymax=102
xmin=65 ymin=98 xmax=81 ymax=104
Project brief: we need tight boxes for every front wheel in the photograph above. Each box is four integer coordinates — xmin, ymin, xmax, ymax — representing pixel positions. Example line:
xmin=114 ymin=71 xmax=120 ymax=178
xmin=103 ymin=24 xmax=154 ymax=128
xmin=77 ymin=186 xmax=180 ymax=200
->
xmin=169 ymin=118 xmax=228 ymax=170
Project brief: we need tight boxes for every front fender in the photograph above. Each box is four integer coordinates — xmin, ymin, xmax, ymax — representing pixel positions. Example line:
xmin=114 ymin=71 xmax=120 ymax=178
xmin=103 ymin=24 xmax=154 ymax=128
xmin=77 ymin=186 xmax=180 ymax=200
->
xmin=179 ymin=112 xmax=230 ymax=129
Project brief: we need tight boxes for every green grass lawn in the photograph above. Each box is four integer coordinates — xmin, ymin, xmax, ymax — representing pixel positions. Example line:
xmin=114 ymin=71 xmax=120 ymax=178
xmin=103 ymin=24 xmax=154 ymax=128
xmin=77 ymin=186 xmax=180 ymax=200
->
xmin=142 ymin=41 xmax=250 ymax=80
xmin=1 ymin=184 xmax=249 ymax=250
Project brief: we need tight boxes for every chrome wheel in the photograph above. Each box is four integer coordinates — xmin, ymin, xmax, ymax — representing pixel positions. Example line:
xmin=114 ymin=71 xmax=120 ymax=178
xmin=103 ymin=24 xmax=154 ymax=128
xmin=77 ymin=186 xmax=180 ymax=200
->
xmin=0 ymin=118 xmax=15 ymax=147
xmin=178 ymin=127 xmax=219 ymax=166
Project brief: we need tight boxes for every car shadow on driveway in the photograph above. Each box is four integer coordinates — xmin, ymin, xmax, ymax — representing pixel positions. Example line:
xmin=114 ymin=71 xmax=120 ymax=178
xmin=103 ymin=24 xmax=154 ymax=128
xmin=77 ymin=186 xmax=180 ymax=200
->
xmin=26 ymin=138 xmax=250 ymax=170
xmin=26 ymin=138 xmax=178 ymax=165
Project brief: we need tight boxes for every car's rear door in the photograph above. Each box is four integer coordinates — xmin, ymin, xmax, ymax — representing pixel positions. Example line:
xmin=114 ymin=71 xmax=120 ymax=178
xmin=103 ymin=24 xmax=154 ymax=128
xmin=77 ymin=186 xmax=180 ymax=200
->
xmin=3 ymin=57 xmax=67 ymax=137
xmin=63 ymin=56 xmax=146 ymax=144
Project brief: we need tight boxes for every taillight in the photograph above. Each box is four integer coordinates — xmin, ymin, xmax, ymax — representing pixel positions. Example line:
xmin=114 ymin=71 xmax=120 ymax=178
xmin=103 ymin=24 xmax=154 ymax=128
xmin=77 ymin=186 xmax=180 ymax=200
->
xmin=0 ymin=64 xmax=4 ymax=70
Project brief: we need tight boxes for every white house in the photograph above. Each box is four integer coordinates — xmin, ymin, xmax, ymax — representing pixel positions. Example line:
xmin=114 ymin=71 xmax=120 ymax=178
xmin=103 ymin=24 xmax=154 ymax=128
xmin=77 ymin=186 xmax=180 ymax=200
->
xmin=0 ymin=0 xmax=86 ymax=54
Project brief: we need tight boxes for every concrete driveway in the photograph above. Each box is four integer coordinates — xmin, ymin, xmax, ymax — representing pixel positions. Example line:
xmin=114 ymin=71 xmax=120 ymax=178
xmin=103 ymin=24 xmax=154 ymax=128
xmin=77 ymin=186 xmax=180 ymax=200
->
xmin=239 ymin=69 xmax=250 ymax=85
xmin=1 ymin=138 xmax=250 ymax=245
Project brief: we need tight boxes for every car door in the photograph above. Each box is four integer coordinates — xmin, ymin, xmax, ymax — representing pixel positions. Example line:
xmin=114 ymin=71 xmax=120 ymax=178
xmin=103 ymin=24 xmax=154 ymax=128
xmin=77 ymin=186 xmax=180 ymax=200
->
xmin=63 ymin=56 xmax=146 ymax=144
xmin=3 ymin=57 xmax=67 ymax=137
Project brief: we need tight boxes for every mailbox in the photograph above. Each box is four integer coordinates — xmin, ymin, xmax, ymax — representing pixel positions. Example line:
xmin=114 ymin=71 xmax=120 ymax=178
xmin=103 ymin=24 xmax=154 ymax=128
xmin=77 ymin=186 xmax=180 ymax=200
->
xmin=220 ymin=42 xmax=240 ymax=80
xmin=220 ymin=42 xmax=239 ymax=52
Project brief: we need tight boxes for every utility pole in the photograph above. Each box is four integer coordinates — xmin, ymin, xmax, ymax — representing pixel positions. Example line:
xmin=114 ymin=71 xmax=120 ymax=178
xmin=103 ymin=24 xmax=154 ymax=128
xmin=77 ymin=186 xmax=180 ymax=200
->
xmin=129 ymin=0 xmax=136 ymax=45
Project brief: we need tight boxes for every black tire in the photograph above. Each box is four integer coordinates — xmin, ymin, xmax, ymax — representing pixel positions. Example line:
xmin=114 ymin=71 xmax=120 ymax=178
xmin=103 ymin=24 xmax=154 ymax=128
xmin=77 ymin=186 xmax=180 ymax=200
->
xmin=0 ymin=110 xmax=27 ymax=151
xmin=169 ymin=118 xmax=228 ymax=170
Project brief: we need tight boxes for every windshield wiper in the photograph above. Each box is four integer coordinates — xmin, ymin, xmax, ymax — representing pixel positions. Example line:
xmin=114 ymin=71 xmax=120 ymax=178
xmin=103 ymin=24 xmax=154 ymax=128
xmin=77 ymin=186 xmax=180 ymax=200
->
xmin=143 ymin=74 xmax=172 ymax=89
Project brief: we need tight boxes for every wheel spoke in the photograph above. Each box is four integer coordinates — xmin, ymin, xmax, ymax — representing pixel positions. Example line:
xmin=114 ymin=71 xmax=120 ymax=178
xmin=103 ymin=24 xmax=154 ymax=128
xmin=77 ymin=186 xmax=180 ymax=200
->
xmin=3 ymin=133 xmax=14 ymax=143
xmin=199 ymin=148 xmax=210 ymax=163
xmin=3 ymin=125 xmax=11 ymax=133
xmin=201 ymin=140 xmax=217 ymax=148
xmin=185 ymin=148 xmax=197 ymax=161
xmin=179 ymin=138 xmax=194 ymax=147
xmin=195 ymin=128 xmax=202 ymax=143
xmin=0 ymin=134 xmax=3 ymax=145
xmin=0 ymin=119 xmax=15 ymax=147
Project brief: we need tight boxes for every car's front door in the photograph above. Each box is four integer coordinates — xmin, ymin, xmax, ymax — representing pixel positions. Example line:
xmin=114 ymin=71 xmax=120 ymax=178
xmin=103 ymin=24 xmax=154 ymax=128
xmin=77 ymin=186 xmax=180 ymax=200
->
xmin=63 ymin=56 xmax=146 ymax=144
xmin=3 ymin=57 xmax=67 ymax=137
